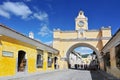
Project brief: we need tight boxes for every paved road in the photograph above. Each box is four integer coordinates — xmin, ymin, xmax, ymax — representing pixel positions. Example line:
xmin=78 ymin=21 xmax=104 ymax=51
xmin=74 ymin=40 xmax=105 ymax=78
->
xmin=90 ymin=70 xmax=105 ymax=80
xmin=11 ymin=69 xmax=105 ymax=80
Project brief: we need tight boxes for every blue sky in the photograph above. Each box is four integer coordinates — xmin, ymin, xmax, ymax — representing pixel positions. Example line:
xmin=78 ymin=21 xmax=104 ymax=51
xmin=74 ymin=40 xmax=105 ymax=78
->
xmin=74 ymin=47 xmax=93 ymax=55
xmin=0 ymin=0 xmax=120 ymax=54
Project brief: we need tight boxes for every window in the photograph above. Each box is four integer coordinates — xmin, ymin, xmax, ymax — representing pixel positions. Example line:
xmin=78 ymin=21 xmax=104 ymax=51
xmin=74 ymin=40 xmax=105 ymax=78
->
xmin=36 ymin=50 xmax=43 ymax=68
xmin=115 ymin=44 xmax=120 ymax=69
xmin=48 ymin=52 xmax=53 ymax=67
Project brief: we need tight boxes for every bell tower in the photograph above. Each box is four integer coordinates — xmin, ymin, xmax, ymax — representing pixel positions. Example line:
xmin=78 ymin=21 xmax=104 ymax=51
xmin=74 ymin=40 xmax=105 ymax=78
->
xmin=75 ymin=11 xmax=88 ymax=30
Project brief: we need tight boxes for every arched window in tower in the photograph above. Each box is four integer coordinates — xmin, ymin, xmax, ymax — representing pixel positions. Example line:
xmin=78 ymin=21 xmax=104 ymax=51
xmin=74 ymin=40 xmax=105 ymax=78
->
xmin=79 ymin=11 xmax=84 ymax=15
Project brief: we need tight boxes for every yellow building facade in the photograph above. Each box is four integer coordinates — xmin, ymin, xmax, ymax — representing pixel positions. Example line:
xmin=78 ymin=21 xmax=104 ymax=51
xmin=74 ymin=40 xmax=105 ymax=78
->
xmin=0 ymin=24 xmax=59 ymax=77
xmin=53 ymin=11 xmax=111 ymax=69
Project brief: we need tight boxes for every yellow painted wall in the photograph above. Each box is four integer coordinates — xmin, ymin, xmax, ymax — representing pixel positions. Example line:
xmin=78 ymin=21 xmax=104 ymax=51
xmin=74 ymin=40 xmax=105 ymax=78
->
xmin=101 ymin=29 xmax=111 ymax=37
xmin=0 ymin=35 xmax=37 ymax=76
xmin=96 ymin=40 xmax=103 ymax=51
xmin=102 ymin=40 xmax=109 ymax=46
xmin=60 ymin=32 xmax=77 ymax=39
xmin=0 ymin=35 xmax=55 ymax=76
xmin=53 ymin=39 xmax=100 ymax=69
xmin=54 ymin=31 xmax=101 ymax=39
xmin=53 ymin=29 xmax=111 ymax=69
xmin=61 ymin=41 xmax=98 ymax=56
xmin=54 ymin=31 xmax=61 ymax=38
xmin=84 ymin=31 xmax=99 ymax=38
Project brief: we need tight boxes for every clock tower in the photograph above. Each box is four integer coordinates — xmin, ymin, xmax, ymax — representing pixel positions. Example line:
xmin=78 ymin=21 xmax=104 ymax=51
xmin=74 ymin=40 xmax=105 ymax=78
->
xmin=75 ymin=11 xmax=88 ymax=30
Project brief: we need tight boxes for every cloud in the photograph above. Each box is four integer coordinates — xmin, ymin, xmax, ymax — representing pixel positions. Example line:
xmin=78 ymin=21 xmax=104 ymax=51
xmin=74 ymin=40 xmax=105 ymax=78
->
xmin=0 ymin=1 xmax=52 ymax=39
xmin=0 ymin=2 xmax=49 ymax=21
xmin=33 ymin=11 xmax=51 ymax=38
xmin=33 ymin=11 xmax=48 ymax=22
xmin=38 ymin=24 xmax=52 ymax=37
xmin=0 ymin=8 xmax=10 ymax=18
xmin=80 ymin=47 xmax=91 ymax=50
xmin=0 ymin=2 xmax=32 ymax=19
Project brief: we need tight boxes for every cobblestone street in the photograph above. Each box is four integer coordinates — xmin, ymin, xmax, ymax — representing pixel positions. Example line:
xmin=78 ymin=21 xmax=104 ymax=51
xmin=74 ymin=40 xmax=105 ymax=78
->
xmin=9 ymin=69 xmax=107 ymax=80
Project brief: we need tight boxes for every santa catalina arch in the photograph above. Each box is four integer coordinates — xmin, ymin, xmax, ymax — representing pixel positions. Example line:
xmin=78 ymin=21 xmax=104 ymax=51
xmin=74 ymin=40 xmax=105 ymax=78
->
xmin=53 ymin=11 xmax=111 ymax=69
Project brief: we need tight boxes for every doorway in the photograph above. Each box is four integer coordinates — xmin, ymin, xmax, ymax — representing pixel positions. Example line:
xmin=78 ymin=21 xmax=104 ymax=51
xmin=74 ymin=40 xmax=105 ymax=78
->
xmin=18 ymin=50 xmax=26 ymax=72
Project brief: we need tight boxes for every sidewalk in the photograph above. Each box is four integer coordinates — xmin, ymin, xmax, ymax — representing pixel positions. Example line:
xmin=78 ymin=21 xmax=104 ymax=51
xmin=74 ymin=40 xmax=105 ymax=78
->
xmin=0 ymin=69 xmax=64 ymax=80
xmin=98 ymin=70 xmax=120 ymax=80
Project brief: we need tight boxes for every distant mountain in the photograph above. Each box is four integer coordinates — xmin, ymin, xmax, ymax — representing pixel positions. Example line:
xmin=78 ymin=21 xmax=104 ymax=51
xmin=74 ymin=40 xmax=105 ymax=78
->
xmin=81 ymin=54 xmax=92 ymax=58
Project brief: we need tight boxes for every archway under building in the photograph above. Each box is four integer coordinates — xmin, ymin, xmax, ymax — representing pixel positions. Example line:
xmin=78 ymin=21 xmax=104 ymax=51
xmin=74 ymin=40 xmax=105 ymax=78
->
xmin=66 ymin=43 xmax=100 ymax=70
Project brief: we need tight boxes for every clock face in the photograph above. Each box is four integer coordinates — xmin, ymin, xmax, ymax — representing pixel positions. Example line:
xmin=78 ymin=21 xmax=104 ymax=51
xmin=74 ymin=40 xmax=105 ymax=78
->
xmin=78 ymin=21 xmax=84 ymax=27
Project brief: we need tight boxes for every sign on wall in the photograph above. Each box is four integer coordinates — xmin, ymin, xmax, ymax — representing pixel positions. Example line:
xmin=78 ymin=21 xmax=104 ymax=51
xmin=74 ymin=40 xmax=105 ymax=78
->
xmin=2 ymin=51 xmax=14 ymax=57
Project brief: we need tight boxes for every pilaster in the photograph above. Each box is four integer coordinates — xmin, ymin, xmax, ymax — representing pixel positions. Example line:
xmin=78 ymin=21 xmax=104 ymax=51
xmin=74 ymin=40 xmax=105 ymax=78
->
xmin=43 ymin=50 xmax=48 ymax=70
xmin=110 ymin=47 xmax=116 ymax=68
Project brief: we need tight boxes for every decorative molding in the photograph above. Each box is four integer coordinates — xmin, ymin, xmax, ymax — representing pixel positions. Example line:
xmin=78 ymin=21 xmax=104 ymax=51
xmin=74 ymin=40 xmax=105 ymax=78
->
xmin=101 ymin=37 xmax=111 ymax=40
xmin=54 ymin=37 xmax=111 ymax=42
xmin=86 ymin=30 xmax=99 ymax=32
xmin=54 ymin=30 xmax=100 ymax=33
xmin=55 ymin=30 xmax=77 ymax=33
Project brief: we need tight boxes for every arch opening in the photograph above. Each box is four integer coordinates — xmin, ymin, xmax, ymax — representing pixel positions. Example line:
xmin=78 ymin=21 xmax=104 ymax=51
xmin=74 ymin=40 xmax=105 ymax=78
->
xmin=66 ymin=43 xmax=101 ymax=70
